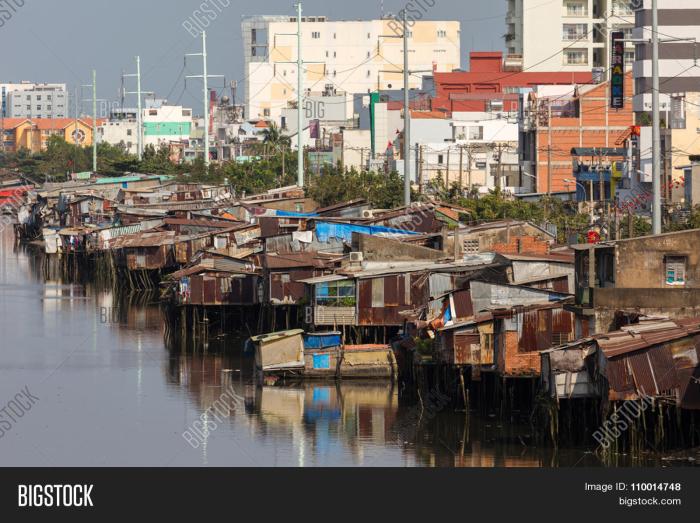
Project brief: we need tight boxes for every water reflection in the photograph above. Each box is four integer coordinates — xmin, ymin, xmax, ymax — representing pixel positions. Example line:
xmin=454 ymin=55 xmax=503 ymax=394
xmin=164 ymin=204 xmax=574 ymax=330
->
xmin=0 ymin=228 xmax=664 ymax=466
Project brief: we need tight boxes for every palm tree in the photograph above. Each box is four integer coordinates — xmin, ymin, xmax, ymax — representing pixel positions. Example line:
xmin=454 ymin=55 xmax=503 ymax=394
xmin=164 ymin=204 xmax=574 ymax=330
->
xmin=261 ymin=122 xmax=291 ymax=183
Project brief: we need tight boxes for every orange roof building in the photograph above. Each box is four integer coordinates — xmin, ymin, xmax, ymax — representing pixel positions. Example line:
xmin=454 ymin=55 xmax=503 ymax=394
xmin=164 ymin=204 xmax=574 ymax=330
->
xmin=0 ymin=117 xmax=104 ymax=153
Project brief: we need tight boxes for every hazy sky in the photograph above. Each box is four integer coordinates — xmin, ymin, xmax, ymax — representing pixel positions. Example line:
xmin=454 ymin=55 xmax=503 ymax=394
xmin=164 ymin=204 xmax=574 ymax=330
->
xmin=0 ymin=0 xmax=505 ymax=115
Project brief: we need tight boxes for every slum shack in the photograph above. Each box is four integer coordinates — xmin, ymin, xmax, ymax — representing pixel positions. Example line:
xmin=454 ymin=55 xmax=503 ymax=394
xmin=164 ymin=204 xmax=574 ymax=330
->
xmin=539 ymin=317 xmax=700 ymax=449
xmin=250 ymin=329 xmax=397 ymax=380
xmin=252 ymin=329 xmax=306 ymax=377
xmin=339 ymin=345 xmax=397 ymax=379
xmin=303 ymin=332 xmax=342 ymax=379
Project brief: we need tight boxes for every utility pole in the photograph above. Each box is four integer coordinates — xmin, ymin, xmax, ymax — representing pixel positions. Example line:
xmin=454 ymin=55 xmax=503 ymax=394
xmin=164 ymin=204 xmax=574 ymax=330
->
xmin=458 ymin=145 xmax=464 ymax=191
xmin=651 ymin=0 xmax=662 ymax=234
xmin=186 ymin=31 xmax=224 ymax=169
xmin=274 ymin=4 xmax=325 ymax=187
xmin=445 ymin=146 xmax=450 ymax=188
xmin=92 ymin=70 xmax=97 ymax=172
xmin=123 ymin=56 xmax=154 ymax=161
xmin=136 ymin=57 xmax=143 ymax=160
xmin=418 ymin=145 xmax=424 ymax=193
xmin=403 ymin=10 xmax=411 ymax=206
xmin=297 ymin=3 xmax=304 ymax=187
xmin=547 ymin=101 xmax=553 ymax=195
xmin=81 ymin=71 xmax=105 ymax=173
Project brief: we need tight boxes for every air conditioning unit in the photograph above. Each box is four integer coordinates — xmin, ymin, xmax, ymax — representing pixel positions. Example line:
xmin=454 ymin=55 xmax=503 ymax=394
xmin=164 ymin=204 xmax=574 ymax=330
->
xmin=349 ymin=252 xmax=364 ymax=263
xmin=361 ymin=210 xmax=375 ymax=219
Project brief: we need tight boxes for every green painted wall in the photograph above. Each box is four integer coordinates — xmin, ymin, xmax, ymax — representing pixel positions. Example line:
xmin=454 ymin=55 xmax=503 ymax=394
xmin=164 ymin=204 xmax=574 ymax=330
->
xmin=143 ymin=122 xmax=191 ymax=136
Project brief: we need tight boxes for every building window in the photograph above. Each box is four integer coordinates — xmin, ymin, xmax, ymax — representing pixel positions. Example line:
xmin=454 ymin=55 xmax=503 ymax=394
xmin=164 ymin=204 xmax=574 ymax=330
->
xmin=311 ymin=31 xmax=320 ymax=39
xmin=613 ymin=0 xmax=633 ymax=16
xmin=127 ymin=129 xmax=132 ymax=136
xmin=437 ymin=30 xmax=447 ymax=38
xmin=665 ymin=256 xmax=687 ymax=285
xmin=468 ymin=126 xmax=483 ymax=140
xmin=564 ymin=49 xmax=588 ymax=65
xmin=564 ymin=2 xmax=587 ymax=17
xmin=315 ymin=280 xmax=356 ymax=307
xmin=263 ymin=108 xmax=271 ymax=117
xmin=562 ymin=23 xmax=588 ymax=41
xmin=437 ymin=154 xmax=444 ymax=164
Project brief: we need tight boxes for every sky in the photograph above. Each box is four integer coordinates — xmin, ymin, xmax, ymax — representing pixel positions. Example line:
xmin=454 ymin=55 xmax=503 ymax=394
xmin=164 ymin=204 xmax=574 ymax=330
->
xmin=0 ymin=0 xmax=505 ymax=116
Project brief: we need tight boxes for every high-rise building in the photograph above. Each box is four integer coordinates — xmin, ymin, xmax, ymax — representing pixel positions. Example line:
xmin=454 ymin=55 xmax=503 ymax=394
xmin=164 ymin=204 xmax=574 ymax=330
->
xmin=505 ymin=0 xmax=635 ymax=74
xmin=6 ymin=83 xmax=68 ymax=119
xmin=632 ymin=0 xmax=700 ymax=114
xmin=241 ymin=15 xmax=461 ymax=122
xmin=1 ymin=82 xmax=66 ymax=117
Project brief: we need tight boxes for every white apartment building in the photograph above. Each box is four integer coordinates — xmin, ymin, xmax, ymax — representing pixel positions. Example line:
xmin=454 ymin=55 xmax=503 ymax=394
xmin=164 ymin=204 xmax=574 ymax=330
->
xmin=506 ymin=0 xmax=635 ymax=74
xmin=1 ymin=82 xmax=67 ymax=118
xmin=98 ymin=101 xmax=193 ymax=155
xmin=241 ymin=15 xmax=460 ymax=123
xmin=632 ymin=0 xmax=700 ymax=113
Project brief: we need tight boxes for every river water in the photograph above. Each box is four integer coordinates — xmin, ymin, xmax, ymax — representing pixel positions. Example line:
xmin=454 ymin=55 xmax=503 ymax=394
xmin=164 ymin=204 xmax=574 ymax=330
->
xmin=0 ymin=228 xmax=662 ymax=467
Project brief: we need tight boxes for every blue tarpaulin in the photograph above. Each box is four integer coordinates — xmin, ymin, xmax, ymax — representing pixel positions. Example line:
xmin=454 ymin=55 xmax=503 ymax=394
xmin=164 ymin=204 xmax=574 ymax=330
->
xmin=315 ymin=221 xmax=419 ymax=243
xmin=274 ymin=210 xmax=319 ymax=218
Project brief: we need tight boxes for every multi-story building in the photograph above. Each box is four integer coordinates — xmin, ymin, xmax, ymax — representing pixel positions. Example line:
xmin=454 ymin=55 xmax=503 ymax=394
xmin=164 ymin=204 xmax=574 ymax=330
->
xmin=97 ymin=101 xmax=193 ymax=155
xmin=568 ymin=229 xmax=700 ymax=334
xmin=505 ymin=0 xmax=635 ymax=74
xmin=1 ymin=82 xmax=66 ymax=117
xmin=520 ymin=72 xmax=634 ymax=194
xmin=6 ymin=84 xmax=68 ymax=119
xmin=241 ymin=15 xmax=461 ymax=123
xmin=432 ymin=51 xmax=594 ymax=113
xmin=0 ymin=118 xmax=100 ymax=153
xmin=632 ymin=0 xmax=700 ymax=114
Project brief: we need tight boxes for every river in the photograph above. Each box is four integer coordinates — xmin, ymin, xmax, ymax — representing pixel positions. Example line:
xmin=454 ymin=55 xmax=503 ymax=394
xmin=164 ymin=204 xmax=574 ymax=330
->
xmin=0 ymin=227 xmax=661 ymax=466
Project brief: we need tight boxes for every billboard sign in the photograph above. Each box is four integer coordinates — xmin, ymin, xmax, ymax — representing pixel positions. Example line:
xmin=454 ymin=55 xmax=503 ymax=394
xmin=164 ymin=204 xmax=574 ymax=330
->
xmin=610 ymin=31 xmax=625 ymax=109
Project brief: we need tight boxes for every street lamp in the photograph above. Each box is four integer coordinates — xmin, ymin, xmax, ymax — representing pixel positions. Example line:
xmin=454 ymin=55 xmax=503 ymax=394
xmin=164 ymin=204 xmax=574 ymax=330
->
xmin=564 ymin=178 xmax=593 ymax=223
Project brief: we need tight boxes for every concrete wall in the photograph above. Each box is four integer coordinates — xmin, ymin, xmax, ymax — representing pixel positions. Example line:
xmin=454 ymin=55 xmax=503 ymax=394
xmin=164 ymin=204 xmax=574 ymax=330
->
xmin=354 ymin=234 xmax=444 ymax=262
xmin=615 ymin=229 xmax=700 ymax=288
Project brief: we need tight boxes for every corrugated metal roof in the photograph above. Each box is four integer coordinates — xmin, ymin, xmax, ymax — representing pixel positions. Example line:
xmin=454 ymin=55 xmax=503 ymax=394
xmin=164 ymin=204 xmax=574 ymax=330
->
xmin=595 ymin=319 xmax=700 ymax=359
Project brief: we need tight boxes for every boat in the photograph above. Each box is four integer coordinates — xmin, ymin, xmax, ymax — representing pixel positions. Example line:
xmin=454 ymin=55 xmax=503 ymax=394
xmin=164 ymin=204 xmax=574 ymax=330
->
xmin=250 ymin=330 xmax=397 ymax=380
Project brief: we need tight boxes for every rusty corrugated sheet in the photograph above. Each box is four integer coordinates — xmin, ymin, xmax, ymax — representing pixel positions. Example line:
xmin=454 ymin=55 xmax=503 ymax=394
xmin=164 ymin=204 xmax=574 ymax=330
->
xmin=455 ymin=332 xmax=480 ymax=366
xmin=384 ymin=275 xmax=399 ymax=306
xmin=453 ymin=289 xmax=473 ymax=320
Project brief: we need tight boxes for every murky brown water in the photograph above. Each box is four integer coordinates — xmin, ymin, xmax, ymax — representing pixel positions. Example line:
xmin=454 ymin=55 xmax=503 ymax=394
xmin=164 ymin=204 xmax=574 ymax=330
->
xmin=0 ymin=228 xmax=665 ymax=466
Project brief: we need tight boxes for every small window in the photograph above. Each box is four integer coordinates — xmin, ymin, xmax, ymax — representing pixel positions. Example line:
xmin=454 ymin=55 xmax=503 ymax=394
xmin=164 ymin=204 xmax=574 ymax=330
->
xmin=311 ymin=31 xmax=320 ymax=39
xmin=437 ymin=30 xmax=447 ymax=38
xmin=665 ymin=256 xmax=687 ymax=286
xmin=437 ymin=154 xmax=444 ymax=164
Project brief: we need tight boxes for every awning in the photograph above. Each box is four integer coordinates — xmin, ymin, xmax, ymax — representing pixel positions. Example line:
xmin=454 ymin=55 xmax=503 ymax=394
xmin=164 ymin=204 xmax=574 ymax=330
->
xmin=297 ymin=274 xmax=349 ymax=285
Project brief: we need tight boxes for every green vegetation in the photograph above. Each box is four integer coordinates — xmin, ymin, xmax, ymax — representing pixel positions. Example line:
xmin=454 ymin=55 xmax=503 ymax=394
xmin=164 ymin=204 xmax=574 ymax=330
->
xmin=10 ymin=137 xmax=700 ymax=241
